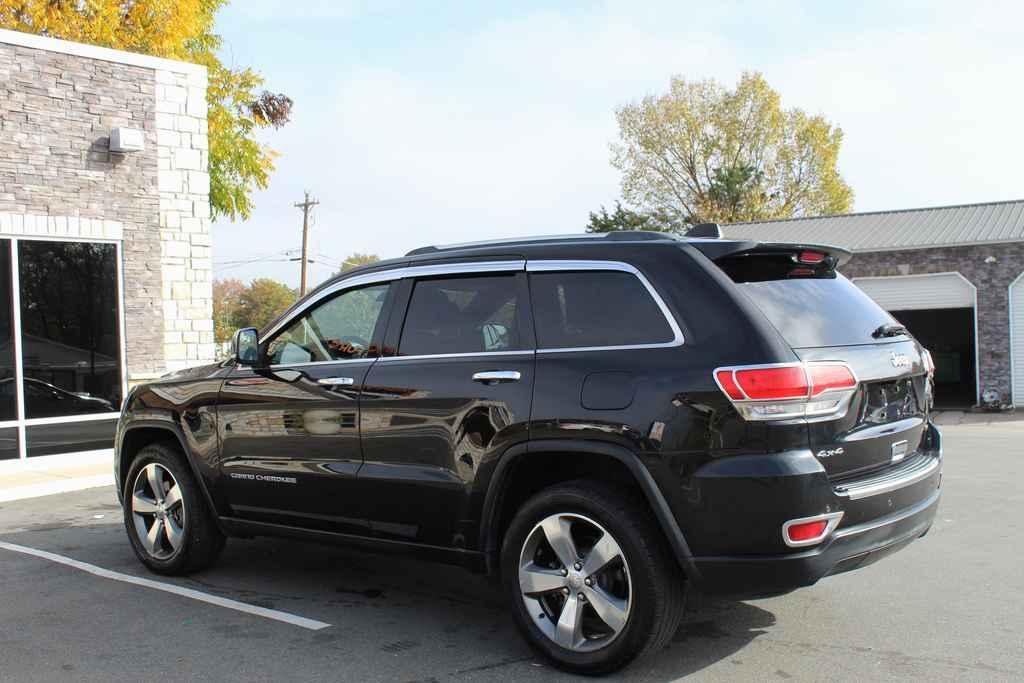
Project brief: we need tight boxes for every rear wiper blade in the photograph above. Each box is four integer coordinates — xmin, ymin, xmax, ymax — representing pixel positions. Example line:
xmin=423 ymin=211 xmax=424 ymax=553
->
xmin=872 ymin=323 xmax=908 ymax=339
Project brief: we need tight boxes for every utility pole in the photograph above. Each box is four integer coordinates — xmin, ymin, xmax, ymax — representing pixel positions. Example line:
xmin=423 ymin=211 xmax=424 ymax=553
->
xmin=294 ymin=190 xmax=319 ymax=295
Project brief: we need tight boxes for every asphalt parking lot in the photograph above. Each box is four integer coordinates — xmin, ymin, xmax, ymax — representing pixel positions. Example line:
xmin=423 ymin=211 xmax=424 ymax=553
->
xmin=1 ymin=422 xmax=1023 ymax=682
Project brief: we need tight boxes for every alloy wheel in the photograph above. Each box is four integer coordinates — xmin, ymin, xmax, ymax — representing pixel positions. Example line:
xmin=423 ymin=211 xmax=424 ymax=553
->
xmin=518 ymin=512 xmax=632 ymax=653
xmin=131 ymin=463 xmax=186 ymax=560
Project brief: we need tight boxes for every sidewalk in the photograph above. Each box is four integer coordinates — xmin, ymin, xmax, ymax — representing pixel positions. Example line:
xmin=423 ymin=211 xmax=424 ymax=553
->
xmin=0 ymin=451 xmax=113 ymax=503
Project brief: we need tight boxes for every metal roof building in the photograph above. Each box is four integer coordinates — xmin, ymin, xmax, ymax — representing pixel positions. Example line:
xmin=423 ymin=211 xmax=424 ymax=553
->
xmin=724 ymin=199 xmax=1024 ymax=253
xmin=724 ymin=200 xmax=1024 ymax=409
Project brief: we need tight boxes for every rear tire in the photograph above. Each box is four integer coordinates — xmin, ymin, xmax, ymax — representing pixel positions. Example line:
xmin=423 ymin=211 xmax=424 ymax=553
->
xmin=122 ymin=442 xmax=225 ymax=575
xmin=501 ymin=480 xmax=685 ymax=675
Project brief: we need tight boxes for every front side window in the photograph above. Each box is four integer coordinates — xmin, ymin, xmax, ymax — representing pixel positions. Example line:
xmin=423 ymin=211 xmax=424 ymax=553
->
xmin=266 ymin=283 xmax=390 ymax=365
xmin=399 ymin=275 xmax=522 ymax=356
xmin=530 ymin=270 xmax=674 ymax=349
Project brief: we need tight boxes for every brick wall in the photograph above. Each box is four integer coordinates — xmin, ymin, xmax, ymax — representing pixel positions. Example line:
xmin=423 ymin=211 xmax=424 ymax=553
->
xmin=843 ymin=244 xmax=1024 ymax=403
xmin=0 ymin=31 xmax=213 ymax=381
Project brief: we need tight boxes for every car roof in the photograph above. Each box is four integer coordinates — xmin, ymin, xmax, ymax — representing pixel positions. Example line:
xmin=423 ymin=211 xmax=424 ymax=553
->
xmin=265 ymin=231 xmax=849 ymax=336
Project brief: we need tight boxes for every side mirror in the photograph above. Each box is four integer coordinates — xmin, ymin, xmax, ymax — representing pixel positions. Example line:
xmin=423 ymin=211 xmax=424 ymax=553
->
xmin=232 ymin=327 xmax=260 ymax=366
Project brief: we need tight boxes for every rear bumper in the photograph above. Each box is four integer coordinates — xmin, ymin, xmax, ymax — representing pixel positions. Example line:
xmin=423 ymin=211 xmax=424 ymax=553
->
xmin=692 ymin=486 xmax=939 ymax=596
xmin=684 ymin=423 xmax=942 ymax=597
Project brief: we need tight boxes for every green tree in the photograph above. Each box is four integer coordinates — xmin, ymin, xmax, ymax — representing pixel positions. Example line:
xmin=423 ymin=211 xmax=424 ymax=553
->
xmin=340 ymin=253 xmax=380 ymax=272
xmin=236 ymin=278 xmax=297 ymax=331
xmin=0 ymin=0 xmax=292 ymax=221
xmin=212 ymin=277 xmax=245 ymax=343
xmin=585 ymin=202 xmax=685 ymax=234
xmin=612 ymin=72 xmax=853 ymax=226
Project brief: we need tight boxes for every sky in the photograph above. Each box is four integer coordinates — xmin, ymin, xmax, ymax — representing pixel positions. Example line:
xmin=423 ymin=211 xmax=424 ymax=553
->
xmin=211 ymin=1 xmax=1024 ymax=288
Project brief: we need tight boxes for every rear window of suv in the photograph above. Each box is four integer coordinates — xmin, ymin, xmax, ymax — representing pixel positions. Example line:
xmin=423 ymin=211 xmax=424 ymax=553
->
xmin=530 ymin=270 xmax=674 ymax=349
xmin=716 ymin=252 xmax=901 ymax=349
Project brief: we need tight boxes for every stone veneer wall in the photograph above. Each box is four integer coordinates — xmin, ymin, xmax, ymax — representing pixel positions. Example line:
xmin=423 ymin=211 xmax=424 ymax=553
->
xmin=0 ymin=29 xmax=213 ymax=382
xmin=153 ymin=67 xmax=214 ymax=373
xmin=843 ymin=244 xmax=1024 ymax=404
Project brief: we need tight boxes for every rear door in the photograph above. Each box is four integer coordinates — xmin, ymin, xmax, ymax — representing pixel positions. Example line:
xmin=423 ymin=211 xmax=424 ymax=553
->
xmin=716 ymin=249 xmax=932 ymax=478
xmin=357 ymin=264 xmax=535 ymax=549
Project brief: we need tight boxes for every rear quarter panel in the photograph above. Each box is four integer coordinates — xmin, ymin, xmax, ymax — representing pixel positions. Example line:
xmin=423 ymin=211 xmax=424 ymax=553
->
xmin=515 ymin=245 xmax=812 ymax=556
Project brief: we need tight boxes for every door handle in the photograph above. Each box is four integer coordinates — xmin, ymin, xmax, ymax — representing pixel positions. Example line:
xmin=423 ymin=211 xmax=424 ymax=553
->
xmin=472 ymin=370 xmax=521 ymax=384
xmin=318 ymin=377 xmax=355 ymax=386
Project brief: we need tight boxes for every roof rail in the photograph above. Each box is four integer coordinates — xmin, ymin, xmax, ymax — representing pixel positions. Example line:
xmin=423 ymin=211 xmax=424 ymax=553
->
xmin=405 ymin=231 xmax=676 ymax=256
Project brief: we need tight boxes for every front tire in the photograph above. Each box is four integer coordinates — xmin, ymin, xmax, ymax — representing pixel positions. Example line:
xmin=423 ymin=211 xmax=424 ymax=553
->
xmin=122 ymin=442 xmax=225 ymax=575
xmin=501 ymin=480 xmax=685 ymax=675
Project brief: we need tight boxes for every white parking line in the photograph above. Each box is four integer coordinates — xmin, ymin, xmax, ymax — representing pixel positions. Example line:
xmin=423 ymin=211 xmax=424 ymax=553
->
xmin=0 ymin=541 xmax=332 ymax=631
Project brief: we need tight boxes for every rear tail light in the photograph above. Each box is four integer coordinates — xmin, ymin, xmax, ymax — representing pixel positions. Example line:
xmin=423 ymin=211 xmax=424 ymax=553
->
xmin=922 ymin=349 xmax=935 ymax=378
xmin=714 ymin=362 xmax=858 ymax=421
xmin=782 ymin=512 xmax=844 ymax=548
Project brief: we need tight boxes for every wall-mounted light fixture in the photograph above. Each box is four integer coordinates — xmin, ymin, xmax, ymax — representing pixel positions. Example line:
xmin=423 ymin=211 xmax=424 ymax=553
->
xmin=984 ymin=255 xmax=997 ymax=264
xmin=109 ymin=127 xmax=145 ymax=153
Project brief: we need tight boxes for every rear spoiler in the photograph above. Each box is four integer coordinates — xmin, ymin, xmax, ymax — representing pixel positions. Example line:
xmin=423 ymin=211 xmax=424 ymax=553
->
xmin=688 ymin=239 xmax=852 ymax=267
xmin=681 ymin=221 xmax=852 ymax=266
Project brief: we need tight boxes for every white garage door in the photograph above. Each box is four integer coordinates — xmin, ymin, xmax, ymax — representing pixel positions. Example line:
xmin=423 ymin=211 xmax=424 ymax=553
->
xmin=853 ymin=273 xmax=975 ymax=311
xmin=1011 ymin=274 xmax=1024 ymax=407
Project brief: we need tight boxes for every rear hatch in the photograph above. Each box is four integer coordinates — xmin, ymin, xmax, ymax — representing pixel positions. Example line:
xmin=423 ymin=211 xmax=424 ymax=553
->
xmin=711 ymin=244 xmax=932 ymax=478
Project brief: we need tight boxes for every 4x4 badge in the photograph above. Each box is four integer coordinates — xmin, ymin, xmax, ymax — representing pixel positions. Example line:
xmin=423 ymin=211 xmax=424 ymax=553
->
xmin=890 ymin=352 xmax=911 ymax=369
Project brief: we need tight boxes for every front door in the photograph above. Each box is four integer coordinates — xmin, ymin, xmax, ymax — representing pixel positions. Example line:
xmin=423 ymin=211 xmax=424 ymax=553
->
xmin=218 ymin=281 xmax=395 ymax=534
xmin=358 ymin=269 xmax=535 ymax=549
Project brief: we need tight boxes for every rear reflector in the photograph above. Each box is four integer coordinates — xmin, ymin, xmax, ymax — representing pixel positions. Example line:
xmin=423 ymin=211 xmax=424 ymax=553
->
xmin=786 ymin=520 xmax=827 ymax=542
xmin=714 ymin=362 xmax=859 ymax=421
xmin=782 ymin=512 xmax=843 ymax=548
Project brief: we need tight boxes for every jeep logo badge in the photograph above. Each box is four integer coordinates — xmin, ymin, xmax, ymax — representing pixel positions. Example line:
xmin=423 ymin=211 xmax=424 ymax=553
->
xmin=890 ymin=352 xmax=911 ymax=369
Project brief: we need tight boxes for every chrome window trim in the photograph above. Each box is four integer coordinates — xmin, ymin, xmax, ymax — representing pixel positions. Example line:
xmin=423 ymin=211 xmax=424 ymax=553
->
xmin=259 ymin=258 xmax=683 ymax=363
xmin=260 ymin=260 xmax=526 ymax=345
xmin=267 ymin=357 xmax=378 ymax=370
xmin=378 ymin=350 xmax=534 ymax=363
xmin=525 ymin=260 xmax=685 ymax=353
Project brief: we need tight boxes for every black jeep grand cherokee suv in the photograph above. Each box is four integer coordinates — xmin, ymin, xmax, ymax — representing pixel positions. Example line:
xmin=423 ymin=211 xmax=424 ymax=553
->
xmin=116 ymin=231 xmax=942 ymax=674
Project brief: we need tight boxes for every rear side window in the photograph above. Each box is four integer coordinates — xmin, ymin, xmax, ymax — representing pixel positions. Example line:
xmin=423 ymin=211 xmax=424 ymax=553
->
xmin=399 ymin=275 xmax=522 ymax=356
xmin=717 ymin=253 xmax=899 ymax=348
xmin=530 ymin=270 xmax=674 ymax=349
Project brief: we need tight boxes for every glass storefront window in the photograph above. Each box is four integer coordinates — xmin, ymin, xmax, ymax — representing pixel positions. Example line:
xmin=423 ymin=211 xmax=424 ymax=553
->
xmin=0 ymin=427 xmax=17 ymax=460
xmin=0 ymin=238 xmax=123 ymax=459
xmin=0 ymin=240 xmax=14 ymax=421
xmin=26 ymin=419 xmax=116 ymax=458
xmin=18 ymin=241 xmax=122 ymax=418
